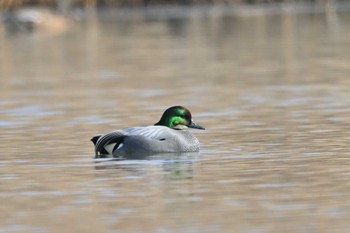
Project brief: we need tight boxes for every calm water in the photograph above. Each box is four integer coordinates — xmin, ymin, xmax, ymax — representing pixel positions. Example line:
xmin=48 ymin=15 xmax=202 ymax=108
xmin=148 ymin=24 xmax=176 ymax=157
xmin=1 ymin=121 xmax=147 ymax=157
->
xmin=1 ymin=4 xmax=350 ymax=233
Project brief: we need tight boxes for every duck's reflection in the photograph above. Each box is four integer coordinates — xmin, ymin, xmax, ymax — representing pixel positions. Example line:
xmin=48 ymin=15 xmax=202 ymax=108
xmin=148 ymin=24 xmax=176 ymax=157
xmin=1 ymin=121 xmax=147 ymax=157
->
xmin=94 ymin=152 xmax=200 ymax=180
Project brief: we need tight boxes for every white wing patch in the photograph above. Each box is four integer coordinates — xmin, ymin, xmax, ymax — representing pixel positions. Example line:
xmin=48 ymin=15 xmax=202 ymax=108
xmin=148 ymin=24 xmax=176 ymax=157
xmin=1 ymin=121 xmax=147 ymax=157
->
xmin=104 ymin=143 xmax=117 ymax=154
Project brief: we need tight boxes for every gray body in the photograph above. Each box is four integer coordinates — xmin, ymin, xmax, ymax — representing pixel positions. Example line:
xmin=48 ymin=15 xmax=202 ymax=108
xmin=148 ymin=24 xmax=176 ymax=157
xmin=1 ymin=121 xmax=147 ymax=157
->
xmin=94 ymin=125 xmax=200 ymax=158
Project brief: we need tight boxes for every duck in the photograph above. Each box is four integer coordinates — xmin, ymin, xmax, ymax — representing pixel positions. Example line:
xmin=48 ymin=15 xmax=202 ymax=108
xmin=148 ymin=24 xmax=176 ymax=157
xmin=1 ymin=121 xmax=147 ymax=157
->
xmin=91 ymin=106 xmax=205 ymax=158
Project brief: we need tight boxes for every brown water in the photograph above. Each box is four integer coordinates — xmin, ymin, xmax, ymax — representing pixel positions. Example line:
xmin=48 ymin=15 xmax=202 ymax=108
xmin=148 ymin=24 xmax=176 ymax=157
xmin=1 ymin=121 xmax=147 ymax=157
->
xmin=1 ymin=4 xmax=350 ymax=233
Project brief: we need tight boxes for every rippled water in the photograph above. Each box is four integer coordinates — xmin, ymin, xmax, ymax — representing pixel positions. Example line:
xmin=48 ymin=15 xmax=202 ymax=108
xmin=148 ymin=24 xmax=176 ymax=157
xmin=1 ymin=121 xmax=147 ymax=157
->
xmin=1 ymin=4 xmax=350 ymax=233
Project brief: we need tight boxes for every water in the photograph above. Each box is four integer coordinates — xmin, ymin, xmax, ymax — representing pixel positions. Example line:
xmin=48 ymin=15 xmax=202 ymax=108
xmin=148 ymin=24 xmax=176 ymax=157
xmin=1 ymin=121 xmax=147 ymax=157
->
xmin=1 ymin=4 xmax=350 ymax=233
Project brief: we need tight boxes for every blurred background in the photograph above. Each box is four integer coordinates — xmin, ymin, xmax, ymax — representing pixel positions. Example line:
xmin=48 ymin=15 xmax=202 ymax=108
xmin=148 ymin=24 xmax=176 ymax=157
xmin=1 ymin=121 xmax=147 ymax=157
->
xmin=1 ymin=0 xmax=350 ymax=233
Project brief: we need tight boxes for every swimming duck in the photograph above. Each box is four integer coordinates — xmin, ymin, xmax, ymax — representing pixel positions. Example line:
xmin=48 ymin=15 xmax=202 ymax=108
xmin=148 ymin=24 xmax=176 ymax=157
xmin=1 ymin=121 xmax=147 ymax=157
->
xmin=91 ymin=106 xmax=205 ymax=158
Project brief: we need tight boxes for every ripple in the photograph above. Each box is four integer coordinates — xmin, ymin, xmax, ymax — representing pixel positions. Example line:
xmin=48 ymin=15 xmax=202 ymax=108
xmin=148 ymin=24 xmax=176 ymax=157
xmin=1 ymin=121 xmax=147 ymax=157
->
xmin=0 ymin=121 xmax=16 ymax=127
xmin=0 ymin=105 xmax=62 ymax=117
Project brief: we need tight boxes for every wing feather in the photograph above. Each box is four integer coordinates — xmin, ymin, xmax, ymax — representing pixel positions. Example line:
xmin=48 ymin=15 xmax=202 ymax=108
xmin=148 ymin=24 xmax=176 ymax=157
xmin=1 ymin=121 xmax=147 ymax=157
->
xmin=95 ymin=131 xmax=125 ymax=156
xmin=94 ymin=126 xmax=173 ymax=156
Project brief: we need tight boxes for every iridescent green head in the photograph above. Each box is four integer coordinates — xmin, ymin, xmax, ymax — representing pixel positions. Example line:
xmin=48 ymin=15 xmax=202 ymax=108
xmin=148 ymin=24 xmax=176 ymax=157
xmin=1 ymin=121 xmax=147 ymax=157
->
xmin=155 ymin=106 xmax=205 ymax=130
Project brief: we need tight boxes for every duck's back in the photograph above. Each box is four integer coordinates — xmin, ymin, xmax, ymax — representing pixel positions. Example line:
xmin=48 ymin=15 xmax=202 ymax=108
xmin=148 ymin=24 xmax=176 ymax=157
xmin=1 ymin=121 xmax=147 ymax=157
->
xmin=117 ymin=125 xmax=200 ymax=155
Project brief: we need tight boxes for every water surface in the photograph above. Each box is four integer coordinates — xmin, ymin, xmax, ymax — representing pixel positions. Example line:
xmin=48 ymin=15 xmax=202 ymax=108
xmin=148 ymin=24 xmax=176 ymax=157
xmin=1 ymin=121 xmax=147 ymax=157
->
xmin=1 ymin=4 xmax=350 ymax=233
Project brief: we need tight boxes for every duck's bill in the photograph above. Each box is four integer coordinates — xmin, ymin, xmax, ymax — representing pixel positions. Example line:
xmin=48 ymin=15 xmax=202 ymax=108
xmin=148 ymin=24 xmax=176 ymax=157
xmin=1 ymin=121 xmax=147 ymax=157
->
xmin=189 ymin=121 xmax=205 ymax=130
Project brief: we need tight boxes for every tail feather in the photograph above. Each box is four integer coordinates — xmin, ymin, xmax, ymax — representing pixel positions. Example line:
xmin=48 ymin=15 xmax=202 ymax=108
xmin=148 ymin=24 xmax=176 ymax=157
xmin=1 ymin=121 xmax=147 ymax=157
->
xmin=91 ymin=135 xmax=101 ymax=145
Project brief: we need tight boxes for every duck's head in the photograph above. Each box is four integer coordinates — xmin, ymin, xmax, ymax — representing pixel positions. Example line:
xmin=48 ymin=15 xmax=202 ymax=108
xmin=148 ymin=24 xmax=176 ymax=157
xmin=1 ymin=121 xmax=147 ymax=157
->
xmin=155 ymin=106 xmax=205 ymax=130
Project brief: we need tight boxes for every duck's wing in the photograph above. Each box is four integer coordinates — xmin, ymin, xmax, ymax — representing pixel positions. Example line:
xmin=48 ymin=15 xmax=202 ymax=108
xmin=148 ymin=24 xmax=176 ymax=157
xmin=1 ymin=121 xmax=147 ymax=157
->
xmin=92 ymin=131 xmax=126 ymax=157
xmin=92 ymin=126 xmax=173 ymax=157
xmin=123 ymin=126 xmax=171 ymax=140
